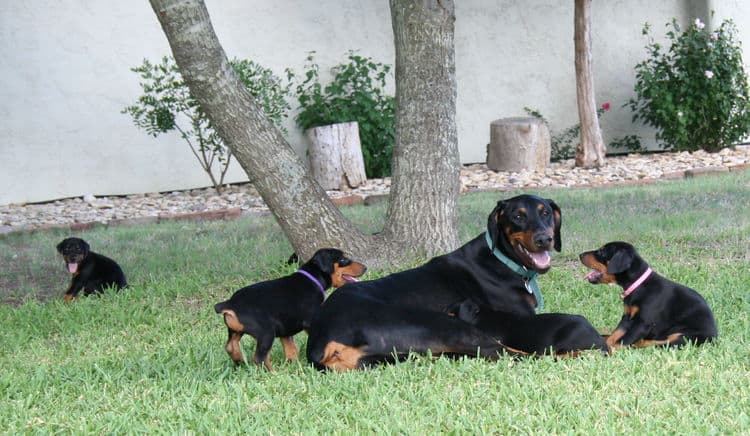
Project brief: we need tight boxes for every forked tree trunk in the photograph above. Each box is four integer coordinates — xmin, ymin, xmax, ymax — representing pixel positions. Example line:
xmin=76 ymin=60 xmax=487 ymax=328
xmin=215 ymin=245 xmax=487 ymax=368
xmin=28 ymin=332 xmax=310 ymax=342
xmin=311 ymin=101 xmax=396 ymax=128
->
xmin=149 ymin=0 xmax=459 ymax=267
xmin=574 ymin=0 xmax=606 ymax=168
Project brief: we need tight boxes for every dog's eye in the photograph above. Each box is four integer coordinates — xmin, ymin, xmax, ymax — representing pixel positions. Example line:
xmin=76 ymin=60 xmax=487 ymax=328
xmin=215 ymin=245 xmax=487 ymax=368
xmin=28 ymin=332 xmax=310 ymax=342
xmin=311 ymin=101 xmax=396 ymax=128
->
xmin=541 ymin=209 xmax=550 ymax=217
xmin=338 ymin=258 xmax=351 ymax=267
xmin=513 ymin=214 xmax=524 ymax=222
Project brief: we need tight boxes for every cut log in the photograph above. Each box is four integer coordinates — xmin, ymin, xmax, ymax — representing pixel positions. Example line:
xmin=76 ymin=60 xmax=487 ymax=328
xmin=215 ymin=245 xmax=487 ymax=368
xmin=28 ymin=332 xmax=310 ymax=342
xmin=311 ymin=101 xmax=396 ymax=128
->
xmin=487 ymin=117 xmax=551 ymax=172
xmin=305 ymin=121 xmax=367 ymax=190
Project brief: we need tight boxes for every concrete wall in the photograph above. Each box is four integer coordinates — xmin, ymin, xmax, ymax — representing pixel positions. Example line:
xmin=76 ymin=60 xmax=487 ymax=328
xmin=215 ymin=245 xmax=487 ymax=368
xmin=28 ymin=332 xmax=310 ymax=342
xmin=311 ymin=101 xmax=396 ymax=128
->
xmin=1 ymin=0 xmax=747 ymax=205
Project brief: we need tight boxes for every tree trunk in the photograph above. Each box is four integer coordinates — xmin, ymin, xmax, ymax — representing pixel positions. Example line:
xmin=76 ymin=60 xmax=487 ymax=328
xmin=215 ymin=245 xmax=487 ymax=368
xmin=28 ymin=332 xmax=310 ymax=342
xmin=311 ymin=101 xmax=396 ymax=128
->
xmin=149 ymin=0 xmax=460 ymax=267
xmin=386 ymin=0 xmax=460 ymax=254
xmin=306 ymin=121 xmax=366 ymax=190
xmin=574 ymin=0 xmax=606 ymax=168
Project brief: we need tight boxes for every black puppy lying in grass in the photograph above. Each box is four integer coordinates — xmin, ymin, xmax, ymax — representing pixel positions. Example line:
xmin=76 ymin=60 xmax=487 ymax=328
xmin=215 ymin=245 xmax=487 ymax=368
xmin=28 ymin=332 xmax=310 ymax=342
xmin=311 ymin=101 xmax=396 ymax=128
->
xmin=214 ymin=248 xmax=367 ymax=370
xmin=448 ymin=298 xmax=609 ymax=357
xmin=57 ymin=237 xmax=127 ymax=303
xmin=580 ymin=241 xmax=717 ymax=349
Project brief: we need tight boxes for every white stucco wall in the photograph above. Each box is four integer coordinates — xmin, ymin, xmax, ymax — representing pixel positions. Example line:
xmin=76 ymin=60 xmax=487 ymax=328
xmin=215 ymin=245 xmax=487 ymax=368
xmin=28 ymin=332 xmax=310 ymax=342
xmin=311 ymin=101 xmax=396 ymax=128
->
xmin=1 ymin=0 xmax=747 ymax=205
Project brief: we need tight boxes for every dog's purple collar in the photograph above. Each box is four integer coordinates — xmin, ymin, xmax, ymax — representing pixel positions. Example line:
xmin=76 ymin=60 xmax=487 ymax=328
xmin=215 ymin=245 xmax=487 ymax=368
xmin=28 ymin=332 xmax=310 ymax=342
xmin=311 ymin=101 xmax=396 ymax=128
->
xmin=296 ymin=269 xmax=326 ymax=296
xmin=621 ymin=267 xmax=652 ymax=299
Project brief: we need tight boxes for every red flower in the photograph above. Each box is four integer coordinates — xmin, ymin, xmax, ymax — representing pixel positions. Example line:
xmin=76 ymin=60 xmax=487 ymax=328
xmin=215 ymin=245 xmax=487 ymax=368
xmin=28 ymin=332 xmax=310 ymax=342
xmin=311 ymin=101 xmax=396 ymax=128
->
xmin=601 ymin=102 xmax=611 ymax=111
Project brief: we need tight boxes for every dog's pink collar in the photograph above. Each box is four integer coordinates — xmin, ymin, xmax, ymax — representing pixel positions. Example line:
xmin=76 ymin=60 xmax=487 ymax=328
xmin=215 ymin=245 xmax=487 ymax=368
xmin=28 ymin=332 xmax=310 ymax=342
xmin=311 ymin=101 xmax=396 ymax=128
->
xmin=621 ymin=267 xmax=652 ymax=299
xmin=296 ymin=269 xmax=326 ymax=296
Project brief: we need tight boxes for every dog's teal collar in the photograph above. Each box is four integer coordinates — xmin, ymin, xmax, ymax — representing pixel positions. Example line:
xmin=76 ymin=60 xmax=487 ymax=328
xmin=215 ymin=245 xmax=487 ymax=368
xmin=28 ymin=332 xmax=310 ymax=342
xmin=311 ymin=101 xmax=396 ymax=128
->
xmin=485 ymin=232 xmax=544 ymax=311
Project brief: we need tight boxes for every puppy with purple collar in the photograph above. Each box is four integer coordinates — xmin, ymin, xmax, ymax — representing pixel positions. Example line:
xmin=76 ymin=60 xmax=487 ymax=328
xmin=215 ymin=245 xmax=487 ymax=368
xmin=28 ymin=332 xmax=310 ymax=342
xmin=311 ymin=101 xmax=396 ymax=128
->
xmin=214 ymin=248 xmax=366 ymax=370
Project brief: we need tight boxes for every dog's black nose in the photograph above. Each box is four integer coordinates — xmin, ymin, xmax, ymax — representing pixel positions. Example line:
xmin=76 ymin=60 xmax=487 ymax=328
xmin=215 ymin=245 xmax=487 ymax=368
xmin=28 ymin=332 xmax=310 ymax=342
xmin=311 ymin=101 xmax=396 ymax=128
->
xmin=534 ymin=234 xmax=553 ymax=247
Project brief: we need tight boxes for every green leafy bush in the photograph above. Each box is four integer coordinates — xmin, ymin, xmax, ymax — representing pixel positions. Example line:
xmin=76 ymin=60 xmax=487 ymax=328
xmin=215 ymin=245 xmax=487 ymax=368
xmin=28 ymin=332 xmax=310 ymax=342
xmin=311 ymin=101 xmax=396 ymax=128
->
xmin=628 ymin=18 xmax=750 ymax=152
xmin=123 ymin=56 xmax=291 ymax=192
xmin=524 ymin=104 xmax=642 ymax=161
xmin=294 ymin=52 xmax=395 ymax=178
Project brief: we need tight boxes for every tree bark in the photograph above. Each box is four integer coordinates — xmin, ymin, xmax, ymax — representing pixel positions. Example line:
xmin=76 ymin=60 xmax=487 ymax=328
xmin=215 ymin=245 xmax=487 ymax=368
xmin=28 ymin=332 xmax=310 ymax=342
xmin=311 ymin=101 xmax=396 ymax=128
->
xmin=149 ymin=0 xmax=460 ymax=267
xmin=386 ymin=0 xmax=460 ymax=254
xmin=574 ymin=0 xmax=606 ymax=168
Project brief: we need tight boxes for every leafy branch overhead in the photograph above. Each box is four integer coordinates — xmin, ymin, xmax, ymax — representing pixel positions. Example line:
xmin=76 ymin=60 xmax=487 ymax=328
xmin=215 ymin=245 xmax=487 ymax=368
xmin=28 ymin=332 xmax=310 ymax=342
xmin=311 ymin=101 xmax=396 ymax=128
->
xmin=123 ymin=56 xmax=292 ymax=192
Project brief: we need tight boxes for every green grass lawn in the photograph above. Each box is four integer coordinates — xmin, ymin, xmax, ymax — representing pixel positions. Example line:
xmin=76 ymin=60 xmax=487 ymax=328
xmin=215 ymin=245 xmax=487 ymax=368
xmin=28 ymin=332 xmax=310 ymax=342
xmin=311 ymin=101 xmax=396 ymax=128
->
xmin=1 ymin=172 xmax=748 ymax=433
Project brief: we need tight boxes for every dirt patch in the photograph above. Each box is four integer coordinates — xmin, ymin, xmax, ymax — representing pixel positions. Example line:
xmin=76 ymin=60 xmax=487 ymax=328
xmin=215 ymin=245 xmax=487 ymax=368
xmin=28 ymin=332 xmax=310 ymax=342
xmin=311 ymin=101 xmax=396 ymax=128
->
xmin=0 ymin=262 xmax=62 ymax=306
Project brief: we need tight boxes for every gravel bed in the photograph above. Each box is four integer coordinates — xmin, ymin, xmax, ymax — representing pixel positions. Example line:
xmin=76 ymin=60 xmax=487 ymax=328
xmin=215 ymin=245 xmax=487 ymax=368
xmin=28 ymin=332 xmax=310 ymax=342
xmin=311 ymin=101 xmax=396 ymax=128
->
xmin=1 ymin=146 xmax=748 ymax=234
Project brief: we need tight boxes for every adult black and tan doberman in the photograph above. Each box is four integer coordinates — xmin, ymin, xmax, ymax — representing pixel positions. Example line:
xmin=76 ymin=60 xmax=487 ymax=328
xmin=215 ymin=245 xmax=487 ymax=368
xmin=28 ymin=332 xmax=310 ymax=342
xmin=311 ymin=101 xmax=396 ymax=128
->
xmin=306 ymin=194 xmax=562 ymax=370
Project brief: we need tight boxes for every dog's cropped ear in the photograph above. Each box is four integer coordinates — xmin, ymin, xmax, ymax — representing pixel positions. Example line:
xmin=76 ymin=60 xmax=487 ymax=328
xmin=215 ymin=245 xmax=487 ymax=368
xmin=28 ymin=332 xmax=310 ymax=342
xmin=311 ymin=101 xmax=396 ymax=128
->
xmin=547 ymin=199 xmax=562 ymax=252
xmin=81 ymin=240 xmax=90 ymax=255
xmin=486 ymin=200 xmax=507 ymax=250
xmin=56 ymin=241 xmax=64 ymax=254
xmin=607 ymin=250 xmax=634 ymax=274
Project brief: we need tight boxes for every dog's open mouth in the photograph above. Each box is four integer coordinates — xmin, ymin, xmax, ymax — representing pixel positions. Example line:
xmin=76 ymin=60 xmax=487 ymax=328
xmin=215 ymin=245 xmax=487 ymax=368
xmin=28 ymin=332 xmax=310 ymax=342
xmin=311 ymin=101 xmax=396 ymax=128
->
xmin=67 ymin=263 xmax=78 ymax=274
xmin=515 ymin=242 xmax=551 ymax=272
xmin=342 ymin=274 xmax=360 ymax=283
xmin=583 ymin=270 xmax=604 ymax=283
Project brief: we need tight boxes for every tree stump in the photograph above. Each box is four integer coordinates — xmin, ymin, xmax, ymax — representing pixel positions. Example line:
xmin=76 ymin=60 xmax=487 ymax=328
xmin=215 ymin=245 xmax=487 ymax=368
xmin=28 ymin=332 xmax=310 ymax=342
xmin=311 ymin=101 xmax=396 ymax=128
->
xmin=305 ymin=121 xmax=367 ymax=190
xmin=487 ymin=117 xmax=551 ymax=172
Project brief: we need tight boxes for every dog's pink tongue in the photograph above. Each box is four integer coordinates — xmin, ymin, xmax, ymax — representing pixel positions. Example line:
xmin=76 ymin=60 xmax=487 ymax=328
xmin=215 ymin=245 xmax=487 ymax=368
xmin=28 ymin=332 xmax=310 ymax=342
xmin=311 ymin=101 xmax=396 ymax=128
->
xmin=530 ymin=251 xmax=551 ymax=269
xmin=68 ymin=263 xmax=78 ymax=274
xmin=583 ymin=271 xmax=601 ymax=282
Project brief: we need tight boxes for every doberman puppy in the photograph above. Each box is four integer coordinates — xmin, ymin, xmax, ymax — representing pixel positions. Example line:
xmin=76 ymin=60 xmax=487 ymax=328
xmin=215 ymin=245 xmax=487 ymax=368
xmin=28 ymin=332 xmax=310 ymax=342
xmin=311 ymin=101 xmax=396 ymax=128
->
xmin=447 ymin=299 xmax=609 ymax=356
xmin=57 ymin=237 xmax=127 ymax=303
xmin=214 ymin=248 xmax=366 ymax=370
xmin=306 ymin=194 xmax=562 ymax=371
xmin=579 ymin=241 xmax=717 ymax=349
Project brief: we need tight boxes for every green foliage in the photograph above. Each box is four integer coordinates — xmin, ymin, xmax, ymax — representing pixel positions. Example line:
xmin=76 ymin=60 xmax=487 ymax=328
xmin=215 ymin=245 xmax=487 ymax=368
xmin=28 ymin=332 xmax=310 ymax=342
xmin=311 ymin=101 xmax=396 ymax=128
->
xmin=607 ymin=135 xmax=644 ymax=154
xmin=524 ymin=104 xmax=643 ymax=161
xmin=628 ymin=18 xmax=750 ymax=152
xmin=294 ymin=51 xmax=395 ymax=178
xmin=231 ymin=59 xmax=292 ymax=132
xmin=123 ymin=56 xmax=291 ymax=192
